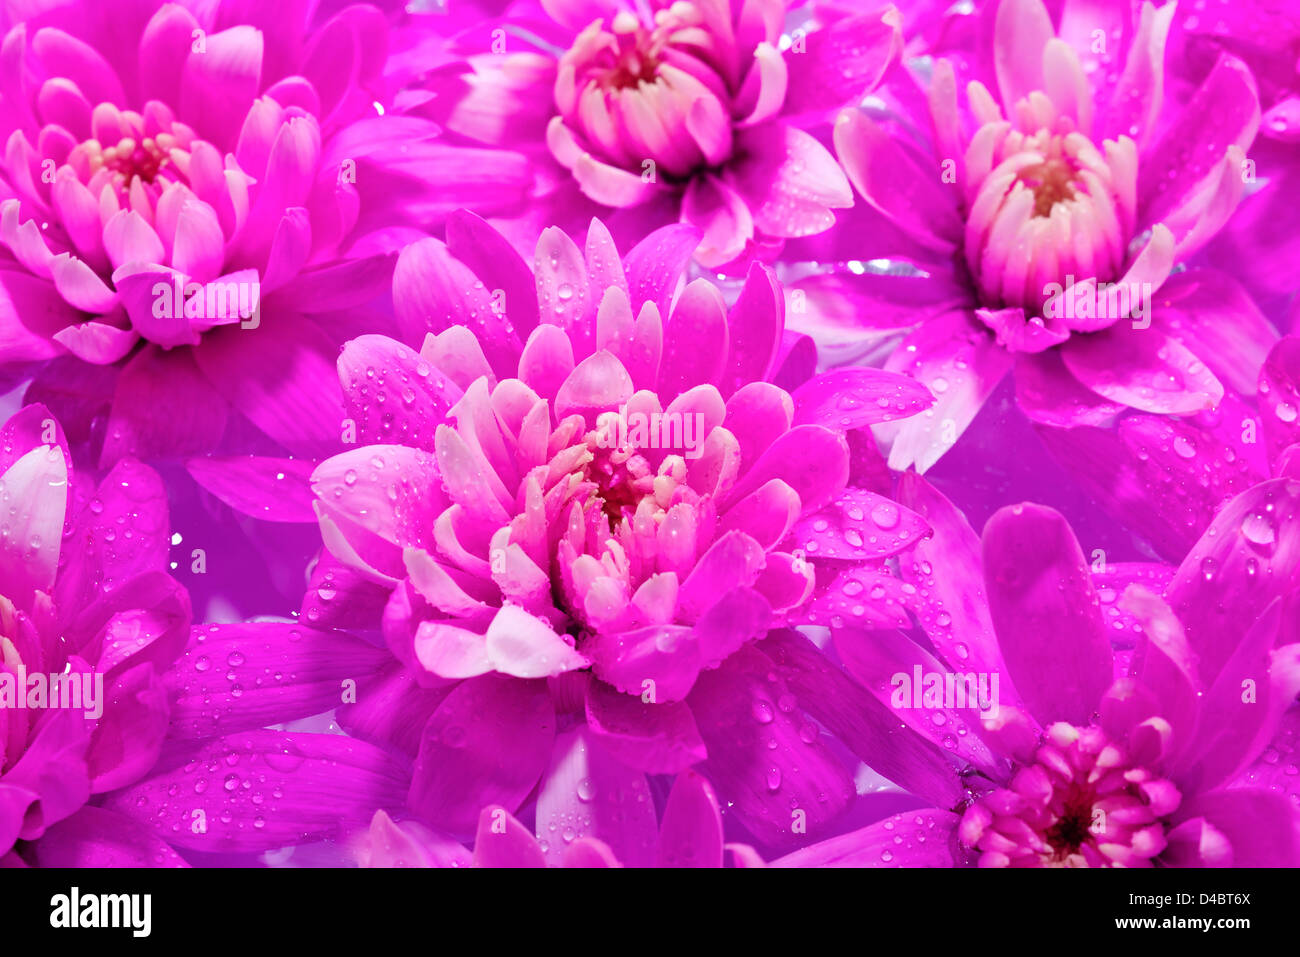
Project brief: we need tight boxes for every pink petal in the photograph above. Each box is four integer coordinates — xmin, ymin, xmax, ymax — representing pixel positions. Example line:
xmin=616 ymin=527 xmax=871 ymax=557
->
xmin=792 ymin=367 xmax=934 ymax=430
xmin=1139 ymin=53 xmax=1259 ymax=230
xmin=622 ymin=223 xmax=700 ymax=316
xmin=982 ymin=503 xmax=1113 ymax=726
xmin=186 ymin=456 xmax=316 ymax=523
xmin=832 ymin=109 xmax=961 ymax=252
xmin=729 ymin=123 xmax=852 ymax=238
xmin=338 ymin=334 xmax=463 ymax=451
xmin=782 ymin=8 xmax=900 ymax=117
xmin=1059 ymin=324 xmax=1224 ymax=415
xmin=882 ymin=309 xmax=1014 ymax=473
xmin=165 ymin=623 xmax=390 ymax=739
xmin=791 ymin=487 xmax=930 ymax=560
xmin=689 ymin=646 xmax=854 ymax=848
xmin=584 ymin=680 xmax=707 ymax=775
xmin=1166 ymin=478 xmax=1300 ymax=680
xmin=1158 ymin=268 xmax=1276 ymax=399
xmin=312 ymin=444 xmax=442 ymax=552
xmin=993 ymin=0 xmax=1054 ymax=113
xmin=534 ymin=729 xmax=658 ymax=867
xmin=657 ymin=769 xmax=724 ymax=868
xmin=721 ymin=262 xmax=783 ymax=397
xmin=409 ymin=675 xmax=555 ymax=835
xmin=485 ymin=604 xmax=589 ymax=678
xmin=472 ymin=806 xmax=546 ymax=868
xmin=413 ymin=620 xmax=492 ymax=680
xmin=180 ymin=25 xmax=264 ymax=149
xmin=446 ymin=209 xmax=539 ymax=338
xmin=102 ymin=209 xmax=165 ymax=270
xmin=32 ymin=806 xmax=187 ymax=867
xmin=191 ymin=313 xmax=346 ymax=456
xmin=587 ymin=624 xmax=703 ymax=704
xmin=0 ymin=444 xmax=67 ymax=605
xmin=105 ymin=732 xmax=405 ymax=852
xmin=724 ymin=424 xmax=848 ymax=515
xmin=771 ymin=810 xmax=960 ymax=867
xmin=101 ymin=345 xmax=228 ymax=464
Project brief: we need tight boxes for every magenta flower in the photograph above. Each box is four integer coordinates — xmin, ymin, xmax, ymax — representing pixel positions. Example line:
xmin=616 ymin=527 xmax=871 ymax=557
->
xmin=0 ymin=408 xmax=402 ymax=867
xmin=798 ymin=0 xmax=1267 ymax=471
xmin=301 ymin=211 xmax=938 ymax=849
xmin=408 ymin=0 xmax=901 ymax=266
xmin=0 ymin=404 xmax=193 ymax=866
xmin=774 ymin=473 xmax=1300 ymax=867
xmin=0 ymin=0 xmax=448 ymax=464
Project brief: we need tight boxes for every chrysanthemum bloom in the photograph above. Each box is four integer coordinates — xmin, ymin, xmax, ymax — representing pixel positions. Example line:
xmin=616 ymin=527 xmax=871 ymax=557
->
xmin=796 ymin=0 xmax=1267 ymax=472
xmin=0 ymin=402 xmax=408 ymax=866
xmin=0 ymin=404 xmax=195 ymax=865
xmin=772 ymin=473 xmax=1300 ymax=866
xmin=356 ymin=769 xmax=764 ymax=867
xmin=406 ymin=0 xmax=901 ymax=266
xmin=0 ymin=0 xmax=459 ymax=465
xmin=300 ymin=211 xmax=940 ymax=850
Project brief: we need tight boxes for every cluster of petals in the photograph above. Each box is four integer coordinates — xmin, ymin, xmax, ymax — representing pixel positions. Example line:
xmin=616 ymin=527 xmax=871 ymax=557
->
xmin=0 ymin=0 xmax=1297 ymax=872
xmin=0 ymin=405 xmax=192 ymax=866
xmin=297 ymin=211 xmax=940 ymax=848
xmin=406 ymin=0 xmax=902 ymax=266
xmin=0 ymin=0 xmax=452 ymax=464
xmin=798 ymin=0 xmax=1268 ymax=473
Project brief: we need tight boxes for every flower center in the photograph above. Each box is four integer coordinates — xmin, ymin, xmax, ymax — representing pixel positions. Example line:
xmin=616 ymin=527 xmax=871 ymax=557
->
xmin=1016 ymin=154 xmax=1079 ymax=217
xmin=65 ymin=103 xmax=197 ymax=210
xmin=595 ymin=15 xmax=666 ymax=91
xmin=1043 ymin=780 xmax=1096 ymax=853
xmin=95 ymin=136 xmax=171 ymax=184
xmin=580 ymin=427 xmax=689 ymax=530
xmin=529 ymin=416 xmax=704 ymax=636
xmin=963 ymin=107 xmax=1137 ymax=312
xmin=959 ymin=722 xmax=1181 ymax=867
xmin=555 ymin=3 xmax=729 ymax=178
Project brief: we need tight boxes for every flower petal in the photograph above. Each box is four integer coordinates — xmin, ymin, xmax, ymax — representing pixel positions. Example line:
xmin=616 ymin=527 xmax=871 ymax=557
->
xmin=982 ymin=503 xmax=1112 ymax=726
xmin=409 ymin=675 xmax=555 ymax=835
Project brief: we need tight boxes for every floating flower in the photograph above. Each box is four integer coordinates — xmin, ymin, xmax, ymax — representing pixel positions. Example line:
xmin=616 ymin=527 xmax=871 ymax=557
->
xmin=300 ymin=211 xmax=937 ymax=848
xmin=0 ymin=0 xmax=456 ymax=465
xmin=0 ymin=404 xmax=192 ymax=865
xmin=798 ymin=0 xmax=1267 ymax=472
xmin=407 ymin=0 xmax=901 ymax=266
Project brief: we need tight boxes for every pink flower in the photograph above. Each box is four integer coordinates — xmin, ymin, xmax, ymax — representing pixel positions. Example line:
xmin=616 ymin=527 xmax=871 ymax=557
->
xmin=303 ymin=212 xmax=938 ymax=849
xmin=0 ymin=404 xmax=402 ymax=866
xmin=409 ymin=0 xmax=901 ymax=267
xmin=0 ymin=405 xmax=192 ymax=866
xmin=0 ymin=1 xmax=447 ymax=464
xmin=797 ymin=0 xmax=1269 ymax=472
